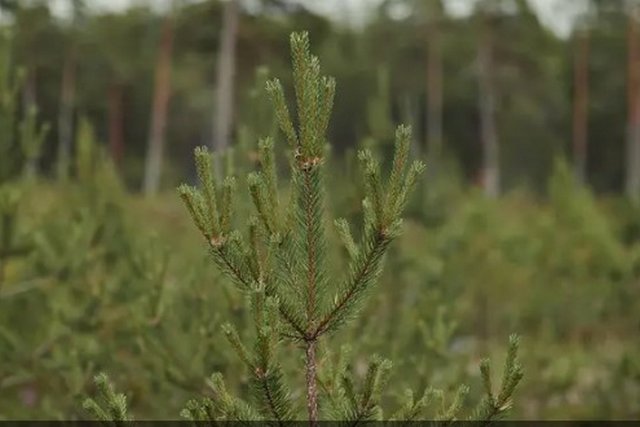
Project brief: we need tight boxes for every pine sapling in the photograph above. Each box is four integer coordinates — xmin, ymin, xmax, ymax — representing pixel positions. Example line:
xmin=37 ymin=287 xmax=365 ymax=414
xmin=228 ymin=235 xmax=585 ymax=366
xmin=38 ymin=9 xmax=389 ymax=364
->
xmin=84 ymin=31 xmax=523 ymax=423
xmin=178 ymin=31 xmax=426 ymax=422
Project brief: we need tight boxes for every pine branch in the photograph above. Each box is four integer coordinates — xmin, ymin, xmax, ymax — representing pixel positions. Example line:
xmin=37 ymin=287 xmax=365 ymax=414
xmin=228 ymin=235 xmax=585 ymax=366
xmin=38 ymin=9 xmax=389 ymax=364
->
xmin=258 ymin=137 xmax=280 ymax=213
xmin=248 ymin=172 xmax=277 ymax=235
xmin=180 ymin=159 xmax=307 ymax=338
xmin=266 ymin=78 xmax=298 ymax=149
xmin=438 ymin=384 xmax=469 ymax=423
xmin=222 ymin=322 xmax=254 ymax=369
xmin=313 ymin=126 xmax=425 ymax=338
xmin=334 ymin=218 xmax=358 ymax=260
xmin=82 ymin=373 xmax=132 ymax=424
xmin=337 ymin=355 xmax=392 ymax=425
xmin=388 ymin=388 xmax=435 ymax=422
xmin=470 ymin=334 xmax=524 ymax=423
xmin=220 ymin=176 xmax=236 ymax=234
xmin=317 ymin=344 xmax=352 ymax=419
xmin=205 ymin=373 xmax=262 ymax=421
xmin=251 ymin=290 xmax=295 ymax=421
xmin=221 ymin=287 xmax=295 ymax=422
xmin=313 ymin=229 xmax=391 ymax=338
xmin=359 ymin=355 xmax=392 ymax=416
xmin=195 ymin=146 xmax=221 ymax=237
xmin=209 ymin=236 xmax=253 ymax=291
xmin=180 ymin=397 xmax=217 ymax=422
xmin=252 ymin=367 xmax=291 ymax=423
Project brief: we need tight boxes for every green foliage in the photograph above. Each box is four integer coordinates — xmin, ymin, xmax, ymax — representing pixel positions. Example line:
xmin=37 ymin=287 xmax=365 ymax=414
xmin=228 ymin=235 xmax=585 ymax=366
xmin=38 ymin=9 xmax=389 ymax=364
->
xmin=471 ymin=335 xmax=524 ymax=421
xmin=83 ymin=373 xmax=131 ymax=423
xmin=2 ymin=118 xmax=639 ymax=420
xmin=0 ymin=28 xmax=48 ymax=291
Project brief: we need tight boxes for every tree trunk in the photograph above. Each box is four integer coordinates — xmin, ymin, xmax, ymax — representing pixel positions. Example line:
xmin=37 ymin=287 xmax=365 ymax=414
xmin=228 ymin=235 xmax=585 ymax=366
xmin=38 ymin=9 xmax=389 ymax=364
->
xmin=212 ymin=0 xmax=239 ymax=172
xmin=143 ymin=15 xmax=174 ymax=196
xmin=426 ymin=14 xmax=443 ymax=163
xmin=305 ymin=340 xmax=318 ymax=425
xmin=627 ymin=6 xmax=640 ymax=200
xmin=57 ymin=49 xmax=76 ymax=181
xmin=108 ymin=83 xmax=125 ymax=168
xmin=22 ymin=68 xmax=37 ymax=176
xmin=478 ymin=13 xmax=499 ymax=198
xmin=573 ymin=27 xmax=590 ymax=185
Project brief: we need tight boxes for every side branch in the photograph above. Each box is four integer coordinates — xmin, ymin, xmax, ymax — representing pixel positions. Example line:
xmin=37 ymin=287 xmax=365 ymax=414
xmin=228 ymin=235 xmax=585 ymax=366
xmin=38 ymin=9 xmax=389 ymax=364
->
xmin=312 ymin=230 xmax=390 ymax=338
xmin=212 ymin=243 xmax=307 ymax=338
xmin=255 ymin=369 xmax=285 ymax=424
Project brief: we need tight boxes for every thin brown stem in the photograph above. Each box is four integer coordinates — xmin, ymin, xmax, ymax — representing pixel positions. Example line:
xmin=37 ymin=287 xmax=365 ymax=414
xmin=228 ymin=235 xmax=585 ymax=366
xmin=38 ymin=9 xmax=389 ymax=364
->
xmin=305 ymin=339 xmax=318 ymax=424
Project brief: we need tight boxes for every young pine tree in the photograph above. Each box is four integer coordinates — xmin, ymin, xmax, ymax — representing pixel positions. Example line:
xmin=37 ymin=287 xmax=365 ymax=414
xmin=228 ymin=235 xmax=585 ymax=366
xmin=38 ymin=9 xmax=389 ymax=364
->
xmin=178 ymin=31 xmax=427 ymax=422
xmin=86 ymin=32 xmax=522 ymax=423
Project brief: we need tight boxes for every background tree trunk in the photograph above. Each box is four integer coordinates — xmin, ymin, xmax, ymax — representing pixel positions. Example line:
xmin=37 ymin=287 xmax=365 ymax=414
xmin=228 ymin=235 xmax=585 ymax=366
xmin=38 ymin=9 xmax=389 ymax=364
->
xmin=108 ymin=82 xmax=124 ymax=168
xmin=627 ymin=5 xmax=640 ymax=200
xmin=211 ymin=0 xmax=239 ymax=173
xmin=573 ymin=26 xmax=590 ymax=185
xmin=57 ymin=49 xmax=76 ymax=181
xmin=478 ymin=11 xmax=499 ymax=198
xmin=22 ymin=68 xmax=37 ymax=176
xmin=143 ymin=15 xmax=174 ymax=196
xmin=426 ymin=7 xmax=443 ymax=164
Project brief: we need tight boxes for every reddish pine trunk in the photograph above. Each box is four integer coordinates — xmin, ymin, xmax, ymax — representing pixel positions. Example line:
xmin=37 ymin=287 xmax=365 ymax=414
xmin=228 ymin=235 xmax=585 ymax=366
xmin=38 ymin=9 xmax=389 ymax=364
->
xmin=108 ymin=83 xmax=125 ymax=167
xmin=143 ymin=16 xmax=174 ymax=196
xmin=627 ymin=7 xmax=640 ymax=200
xmin=57 ymin=50 xmax=76 ymax=180
xmin=572 ymin=28 xmax=590 ymax=184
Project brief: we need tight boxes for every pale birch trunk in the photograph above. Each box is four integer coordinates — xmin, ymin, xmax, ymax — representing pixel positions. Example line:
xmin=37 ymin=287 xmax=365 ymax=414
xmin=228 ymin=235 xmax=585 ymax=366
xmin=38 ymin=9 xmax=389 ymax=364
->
xmin=478 ymin=12 xmax=499 ymax=198
xmin=143 ymin=15 xmax=174 ymax=196
xmin=212 ymin=0 xmax=239 ymax=174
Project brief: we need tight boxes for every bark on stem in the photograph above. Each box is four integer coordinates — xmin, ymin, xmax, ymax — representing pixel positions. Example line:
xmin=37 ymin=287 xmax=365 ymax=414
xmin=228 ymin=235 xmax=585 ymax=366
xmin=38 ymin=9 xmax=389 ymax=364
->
xmin=305 ymin=339 xmax=318 ymax=424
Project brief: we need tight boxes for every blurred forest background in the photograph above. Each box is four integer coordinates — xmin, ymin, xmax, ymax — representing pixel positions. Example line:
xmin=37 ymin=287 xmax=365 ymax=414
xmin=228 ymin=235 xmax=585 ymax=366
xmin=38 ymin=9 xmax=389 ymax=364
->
xmin=1 ymin=0 xmax=640 ymax=420
xmin=1 ymin=0 xmax=637 ymax=193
